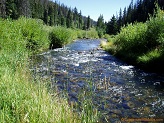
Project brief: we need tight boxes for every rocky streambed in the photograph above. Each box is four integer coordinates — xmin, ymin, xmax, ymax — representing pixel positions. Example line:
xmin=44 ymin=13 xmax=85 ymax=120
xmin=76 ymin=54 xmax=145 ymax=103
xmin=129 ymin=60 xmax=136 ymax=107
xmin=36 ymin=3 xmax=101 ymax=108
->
xmin=30 ymin=39 xmax=164 ymax=122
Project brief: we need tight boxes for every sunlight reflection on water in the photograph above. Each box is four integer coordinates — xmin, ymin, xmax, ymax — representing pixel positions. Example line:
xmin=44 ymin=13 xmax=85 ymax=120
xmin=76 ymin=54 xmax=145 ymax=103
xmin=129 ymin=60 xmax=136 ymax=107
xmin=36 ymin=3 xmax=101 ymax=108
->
xmin=31 ymin=39 xmax=164 ymax=122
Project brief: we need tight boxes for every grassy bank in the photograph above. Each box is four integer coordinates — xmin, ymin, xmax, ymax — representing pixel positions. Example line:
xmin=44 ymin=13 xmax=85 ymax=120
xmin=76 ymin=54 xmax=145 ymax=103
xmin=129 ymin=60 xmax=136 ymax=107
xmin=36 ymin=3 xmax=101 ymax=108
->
xmin=102 ymin=8 xmax=164 ymax=73
xmin=0 ymin=17 xmax=99 ymax=122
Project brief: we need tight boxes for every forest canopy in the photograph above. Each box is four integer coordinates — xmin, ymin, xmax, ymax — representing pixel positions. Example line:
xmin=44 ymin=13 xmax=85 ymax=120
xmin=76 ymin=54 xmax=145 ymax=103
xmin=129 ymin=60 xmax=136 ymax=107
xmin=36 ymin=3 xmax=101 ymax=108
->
xmin=0 ymin=0 xmax=96 ymax=29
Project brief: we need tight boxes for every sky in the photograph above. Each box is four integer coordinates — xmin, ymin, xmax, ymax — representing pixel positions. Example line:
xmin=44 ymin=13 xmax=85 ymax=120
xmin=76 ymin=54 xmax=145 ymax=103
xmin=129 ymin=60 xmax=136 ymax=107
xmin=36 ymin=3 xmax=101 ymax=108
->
xmin=54 ymin=0 xmax=134 ymax=22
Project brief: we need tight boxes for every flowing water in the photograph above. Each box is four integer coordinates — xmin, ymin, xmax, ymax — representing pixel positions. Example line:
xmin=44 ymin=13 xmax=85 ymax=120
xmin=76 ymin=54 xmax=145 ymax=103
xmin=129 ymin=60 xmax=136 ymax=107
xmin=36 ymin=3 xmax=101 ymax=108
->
xmin=31 ymin=39 xmax=164 ymax=122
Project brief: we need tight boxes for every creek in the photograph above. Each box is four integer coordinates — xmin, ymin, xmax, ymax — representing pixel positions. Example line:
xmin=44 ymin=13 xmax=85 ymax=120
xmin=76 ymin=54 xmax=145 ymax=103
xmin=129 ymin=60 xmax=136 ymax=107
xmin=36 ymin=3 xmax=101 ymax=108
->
xmin=31 ymin=39 xmax=164 ymax=122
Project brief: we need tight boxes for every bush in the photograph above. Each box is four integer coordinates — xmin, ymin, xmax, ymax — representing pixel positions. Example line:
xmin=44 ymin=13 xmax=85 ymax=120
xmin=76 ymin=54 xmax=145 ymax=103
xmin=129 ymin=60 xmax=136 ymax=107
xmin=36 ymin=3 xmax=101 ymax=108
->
xmin=86 ymin=28 xmax=99 ymax=39
xmin=76 ymin=28 xmax=98 ymax=39
xmin=49 ymin=27 xmax=74 ymax=49
xmin=105 ymin=8 xmax=164 ymax=72
xmin=146 ymin=9 xmax=164 ymax=49
xmin=16 ymin=17 xmax=50 ymax=52
xmin=114 ymin=22 xmax=148 ymax=54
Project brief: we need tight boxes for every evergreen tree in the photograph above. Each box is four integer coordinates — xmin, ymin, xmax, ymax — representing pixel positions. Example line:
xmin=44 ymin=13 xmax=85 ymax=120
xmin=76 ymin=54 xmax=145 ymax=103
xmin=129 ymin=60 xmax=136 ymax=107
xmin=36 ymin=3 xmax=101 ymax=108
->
xmin=87 ymin=15 xmax=91 ymax=30
xmin=54 ymin=1 xmax=58 ymax=26
xmin=48 ymin=2 xmax=54 ymax=26
xmin=5 ymin=0 xmax=19 ymax=19
xmin=66 ymin=8 xmax=73 ymax=28
xmin=43 ymin=0 xmax=48 ymax=24
xmin=60 ymin=14 xmax=66 ymax=27
xmin=106 ymin=15 xmax=118 ymax=35
xmin=73 ymin=7 xmax=78 ymax=28
xmin=96 ymin=14 xmax=106 ymax=37
xmin=122 ymin=7 xmax=127 ymax=25
xmin=0 ymin=0 xmax=6 ymax=18
xmin=126 ymin=1 xmax=133 ymax=23
xmin=44 ymin=9 xmax=48 ymax=24
xmin=18 ymin=0 xmax=31 ymax=17
xmin=117 ymin=8 xmax=123 ymax=31
xmin=78 ymin=10 xmax=83 ymax=29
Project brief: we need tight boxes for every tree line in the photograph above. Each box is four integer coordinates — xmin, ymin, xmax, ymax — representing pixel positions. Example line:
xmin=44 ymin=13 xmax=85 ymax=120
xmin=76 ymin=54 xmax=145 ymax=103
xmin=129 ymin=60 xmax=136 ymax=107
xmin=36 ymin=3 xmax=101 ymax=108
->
xmin=106 ymin=0 xmax=164 ymax=35
xmin=0 ymin=0 xmax=95 ymax=30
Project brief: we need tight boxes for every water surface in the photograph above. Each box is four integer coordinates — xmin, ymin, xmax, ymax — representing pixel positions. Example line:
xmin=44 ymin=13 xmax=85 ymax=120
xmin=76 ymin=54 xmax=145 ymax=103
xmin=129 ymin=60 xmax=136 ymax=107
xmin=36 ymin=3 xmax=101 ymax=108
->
xmin=31 ymin=39 xmax=164 ymax=122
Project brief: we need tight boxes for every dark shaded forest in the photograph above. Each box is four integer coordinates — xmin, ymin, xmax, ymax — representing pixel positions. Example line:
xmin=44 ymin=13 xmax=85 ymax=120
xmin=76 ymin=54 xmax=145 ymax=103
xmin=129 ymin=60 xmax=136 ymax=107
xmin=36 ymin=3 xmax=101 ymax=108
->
xmin=0 ymin=0 xmax=96 ymax=30
xmin=1 ymin=0 xmax=164 ymax=35
xmin=106 ymin=0 xmax=164 ymax=35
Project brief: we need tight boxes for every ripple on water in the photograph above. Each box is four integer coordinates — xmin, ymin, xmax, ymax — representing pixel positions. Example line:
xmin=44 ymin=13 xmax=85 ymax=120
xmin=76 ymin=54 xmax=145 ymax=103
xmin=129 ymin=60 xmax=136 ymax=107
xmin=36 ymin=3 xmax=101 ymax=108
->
xmin=31 ymin=39 xmax=164 ymax=122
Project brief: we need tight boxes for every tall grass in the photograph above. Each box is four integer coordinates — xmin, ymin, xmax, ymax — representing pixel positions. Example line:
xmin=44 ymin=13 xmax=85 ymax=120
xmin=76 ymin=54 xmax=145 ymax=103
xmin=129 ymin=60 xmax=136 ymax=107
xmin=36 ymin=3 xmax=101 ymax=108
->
xmin=0 ymin=17 xmax=101 ymax=122
xmin=0 ymin=18 xmax=75 ymax=122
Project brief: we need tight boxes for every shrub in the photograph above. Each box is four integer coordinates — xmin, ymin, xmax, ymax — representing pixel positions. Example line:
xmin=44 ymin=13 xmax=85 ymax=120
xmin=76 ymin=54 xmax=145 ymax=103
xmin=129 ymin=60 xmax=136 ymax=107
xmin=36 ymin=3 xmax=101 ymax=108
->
xmin=114 ymin=22 xmax=148 ymax=54
xmin=146 ymin=9 xmax=164 ymax=49
xmin=49 ymin=27 xmax=74 ymax=49
xmin=17 ymin=17 xmax=50 ymax=52
xmin=104 ymin=7 xmax=164 ymax=72
xmin=86 ymin=28 xmax=99 ymax=39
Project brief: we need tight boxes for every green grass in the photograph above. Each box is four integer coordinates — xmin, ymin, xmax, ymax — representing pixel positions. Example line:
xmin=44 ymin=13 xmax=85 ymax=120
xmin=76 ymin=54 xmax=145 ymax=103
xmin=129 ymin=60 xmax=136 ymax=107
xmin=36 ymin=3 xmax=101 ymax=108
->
xmin=0 ymin=17 xmax=100 ymax=122
xmin=0 ymin=67 xmax=78 ymax=123
xmin=0 ymin=17 xmax=79 ymax=123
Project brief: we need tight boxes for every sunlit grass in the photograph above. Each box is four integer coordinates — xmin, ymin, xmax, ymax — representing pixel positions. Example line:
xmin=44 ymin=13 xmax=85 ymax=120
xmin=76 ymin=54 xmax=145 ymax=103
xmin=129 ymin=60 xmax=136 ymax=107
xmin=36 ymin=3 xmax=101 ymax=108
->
xmin=0 ymin=64 xmax=79 ymax=123
xmin=0 ymin=17 xmax=101 ymax=122
xmin=0 ymin=17 xmax=79 ymax=122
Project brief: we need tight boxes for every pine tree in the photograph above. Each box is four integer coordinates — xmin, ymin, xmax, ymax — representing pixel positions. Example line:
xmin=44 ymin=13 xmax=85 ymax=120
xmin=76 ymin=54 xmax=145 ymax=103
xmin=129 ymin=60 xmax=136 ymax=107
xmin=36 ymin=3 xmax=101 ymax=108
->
xmin=48 ymin=2 xmax=54 ymax=26
xmin=106 ymin=15 xmax=117 ymax=35
xmin=78 ymin=10 xmax=83 ymax=29
xmin=66 ymin=8 xmax=73 ymax=28
xmin=73 ymin=7 xmax=78 ymax=28
xmin=96 ymin=14 xmax=106 ymax=37
xmin=5 ymin=0 xmax=19 ymax=19
xmin=117 ymin=8 xmax=122 ymax=31
xmin=18 ymin=0 xmax=31 ymax=17
xmin=44 ymin=9 xmax=48 ymax=24
xmin=0 ymin=0 xmax=6 ymax=18
xmin=123 ymin=7 xmax=127 ymax=25
xmin=87 ymin=15 xmax=91 ymax=30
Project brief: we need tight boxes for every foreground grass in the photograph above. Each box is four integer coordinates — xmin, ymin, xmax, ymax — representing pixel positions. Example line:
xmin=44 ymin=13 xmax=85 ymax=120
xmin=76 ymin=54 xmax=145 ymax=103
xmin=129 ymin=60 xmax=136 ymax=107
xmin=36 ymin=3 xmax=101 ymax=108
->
xmin=0 ymin=17 xmax=99 ymax=122
xmin=0 ymin=17 xmax=78 ymax=123
xmin=0 ymin=65 xmax=78 ymax=123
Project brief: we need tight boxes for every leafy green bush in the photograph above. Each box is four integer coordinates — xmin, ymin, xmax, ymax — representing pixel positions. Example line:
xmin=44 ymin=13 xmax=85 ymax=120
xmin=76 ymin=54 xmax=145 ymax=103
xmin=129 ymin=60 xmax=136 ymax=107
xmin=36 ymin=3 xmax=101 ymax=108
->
xmin=86 ymin=28 xmax=99 ymax=39
xmin=146 ymin=8 xmax=164 ymax=49
xmin=115 ymin=22 xmax=148 ymax=54
xmin=104 ymin=8 xmax=164 ymax=72
xmin=49 ymin=27 xmax=74 ymax=49
xmin=76 ymin=28 xmax=98 ymax=39
xmin=96 ymin=28 xmax=104 ymax=38
xmin=0 ymin=18 xmax=25 ymax=52
xmin=16 ymin=17 xmax=50 ymax=52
